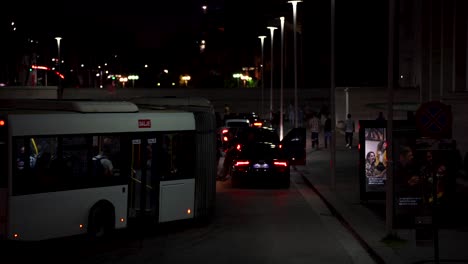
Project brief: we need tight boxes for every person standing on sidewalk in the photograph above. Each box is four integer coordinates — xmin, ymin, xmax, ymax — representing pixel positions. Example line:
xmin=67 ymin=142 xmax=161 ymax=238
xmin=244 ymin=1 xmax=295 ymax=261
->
xmin=344 ymin=113 xmax=355 ymax=149
xmin=323 ymin=114 xmax=332 ymax=148
xmin=308 ymin=113 xmax=320 ymax=150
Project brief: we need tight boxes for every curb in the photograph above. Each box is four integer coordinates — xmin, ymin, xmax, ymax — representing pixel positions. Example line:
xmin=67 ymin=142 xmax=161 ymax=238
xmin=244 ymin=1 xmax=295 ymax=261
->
xmin=296 ymin=167 xmax=386 ymax=264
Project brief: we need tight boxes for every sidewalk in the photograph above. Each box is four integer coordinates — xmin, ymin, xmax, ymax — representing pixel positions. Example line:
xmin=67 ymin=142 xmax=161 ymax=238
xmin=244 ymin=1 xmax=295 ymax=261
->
xmin=295 ymin=127 xmax=468 ymax=264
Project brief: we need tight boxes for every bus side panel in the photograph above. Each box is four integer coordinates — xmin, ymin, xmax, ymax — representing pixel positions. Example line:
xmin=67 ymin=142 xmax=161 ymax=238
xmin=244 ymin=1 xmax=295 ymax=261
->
xmin=8 ymin=185 xmax=128 ymax=241
xmin=0 ymin=189 xmax=7 ymax=239
xmin=194 ymin=112 xmax=217 ymax=220
xmin=159 ymin=179 xmax=195 ymax=222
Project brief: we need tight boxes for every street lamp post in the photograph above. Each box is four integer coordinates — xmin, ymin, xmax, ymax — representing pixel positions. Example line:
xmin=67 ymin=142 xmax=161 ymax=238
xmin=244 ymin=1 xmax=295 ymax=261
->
xmin=258 ymin=35 xmax=267 ymax=118
xmin=267 ymin=26 xmax=277 ymax=121
xmin=279 ymin=17 xmax=285 ymax=140
xmin=55 ymin=37 xmax=62 ymax=99
xmin=288 ymin=0 xmax=302 ymax=128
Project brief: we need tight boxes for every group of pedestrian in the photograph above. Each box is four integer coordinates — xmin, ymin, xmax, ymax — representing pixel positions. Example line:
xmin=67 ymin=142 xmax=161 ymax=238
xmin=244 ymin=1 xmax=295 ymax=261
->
xmin=307 ymin=112 xmax=356 ymax=150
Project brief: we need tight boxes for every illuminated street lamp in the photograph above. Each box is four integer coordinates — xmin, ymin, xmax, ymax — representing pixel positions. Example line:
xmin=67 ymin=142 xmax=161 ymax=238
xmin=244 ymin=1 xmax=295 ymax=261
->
xmin=128 ymin=75 xmax=139 ymax=88
xmin=233 ymin=73 xmax=242 ymax=88
xmin=119 ymin=77 xmax=128 ymax=88
xmin=279 ymin=16 xmax=285 ymax=140
xmin=288 ymin=0 xmax=302 ymax=127
xmin=55 ymin=37 xmax=62 ymax=98
xmin=258 ymin=35 xmax=267 ymax=118
xmin=267 ymin=26 xmax=277 ymax=121
xmin=181 ymin=75 xmax=191 ymax=86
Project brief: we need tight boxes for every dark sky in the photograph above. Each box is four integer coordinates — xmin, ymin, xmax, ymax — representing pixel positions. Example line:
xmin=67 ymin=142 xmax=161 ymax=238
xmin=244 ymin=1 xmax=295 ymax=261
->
xmin=5 ymin=0 xmax=388 ymax=85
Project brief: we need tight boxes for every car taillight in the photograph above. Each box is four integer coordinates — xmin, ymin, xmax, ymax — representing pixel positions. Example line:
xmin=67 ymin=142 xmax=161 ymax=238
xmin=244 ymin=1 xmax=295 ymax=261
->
xmin=235 ymin=161 xmax=250 ymax=166
xmin=236 ymin=144 xmax=241 ymax=151
xmin=274 ymin=160 xmax=288 ymax=172
xmin=223 ymin=136 xmax=229 ymax=142
xmin=253 ymin=122 xmax=262 ymax=127
xmin=274 ymin=161 xmax=288 ymax=167
xmin=234 ymin=160 xmax=250 ymax=172
xmin=222 ymin=129 xmax=229 ymax=134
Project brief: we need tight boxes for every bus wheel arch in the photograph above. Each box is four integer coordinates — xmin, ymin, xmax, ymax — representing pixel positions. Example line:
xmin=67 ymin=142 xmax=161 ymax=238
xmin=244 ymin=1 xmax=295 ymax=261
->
xmin=87 ymin=200 xmax=115 ymax=239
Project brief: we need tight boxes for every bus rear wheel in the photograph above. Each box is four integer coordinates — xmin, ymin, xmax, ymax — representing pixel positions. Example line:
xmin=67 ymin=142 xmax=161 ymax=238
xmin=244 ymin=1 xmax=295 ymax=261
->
xmin=88 ymin=203 xmax=114 ymax=239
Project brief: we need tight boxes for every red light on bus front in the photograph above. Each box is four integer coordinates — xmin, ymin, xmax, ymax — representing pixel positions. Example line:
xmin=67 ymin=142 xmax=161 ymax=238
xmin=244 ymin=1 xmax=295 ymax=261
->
xmin=13 ymin=233 xmax=19 ymax=238
xmin=0 ymin=120 xmax=5 ymax=126
xmin=187 ymin=209 xmax=191 ymax=215
xmin=79 ymin=224 xmax=84 ymax=229
xmin=223 ymin=136 xmax=228 ymax=142
xmin=120 ymin=218 xmax=125 ymax=222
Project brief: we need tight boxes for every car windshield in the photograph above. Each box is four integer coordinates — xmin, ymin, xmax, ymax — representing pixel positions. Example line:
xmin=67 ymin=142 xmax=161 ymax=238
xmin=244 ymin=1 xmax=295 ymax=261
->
xmin=240 ymin=142 xmax=283 ymax=160
xmin=226 ymin=121 xmax=250 ymax=128
xmin=235 ymin=128 xmax=280 ymax=144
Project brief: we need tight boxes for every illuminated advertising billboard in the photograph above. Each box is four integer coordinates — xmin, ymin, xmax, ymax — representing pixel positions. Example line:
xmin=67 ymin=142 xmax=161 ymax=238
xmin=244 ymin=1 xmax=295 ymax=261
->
xmin=363 ymin=127 xmax=387 ymax=192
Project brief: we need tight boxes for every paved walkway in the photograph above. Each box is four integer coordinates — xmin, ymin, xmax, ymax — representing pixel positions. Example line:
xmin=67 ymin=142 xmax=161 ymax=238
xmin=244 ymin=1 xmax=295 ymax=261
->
xmin=296 ymin=126 xmax=468 ymax=264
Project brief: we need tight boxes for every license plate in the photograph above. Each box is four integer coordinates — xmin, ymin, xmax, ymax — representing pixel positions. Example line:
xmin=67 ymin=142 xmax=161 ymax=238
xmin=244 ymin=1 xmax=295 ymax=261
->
xmin=253 ymin=163 xmax=269 ymax=169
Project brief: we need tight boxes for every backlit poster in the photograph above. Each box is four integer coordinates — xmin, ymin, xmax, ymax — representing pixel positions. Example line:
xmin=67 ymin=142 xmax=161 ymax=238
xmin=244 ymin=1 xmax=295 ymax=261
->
xmin=364 ymin=127 xmax=387 ymax=192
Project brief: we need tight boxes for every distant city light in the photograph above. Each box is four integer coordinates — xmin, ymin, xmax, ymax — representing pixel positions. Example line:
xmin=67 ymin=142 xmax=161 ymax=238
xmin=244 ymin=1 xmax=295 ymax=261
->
xmin=13 ymin=27 xmax=16 ymax=31
xmin=172 ymin=82 xmax=175 ymax=86
xmin=202 ymin=5 xmax=207 ymax=10
xmin=157 ymin=83 xmax=161 ymax=86
xmin=201 ymin=40 xmax=206 ymax=44
xmin=81 ymin=64 xmax=84 ymax=67
xmin=98 ymin=65 xmax=101 ymax=69
xmin=96 ymin=73 xmax=100 ymax=77
xmin=11 ymin=22 xmax=14 ymax=26
xmin=400 ymin=75 xmax=404 ymax=79
xmin=100 ymin=85 xmax=103 ymax=88
xmin=104 ymin=63 xmax=107 ymax=66
xmin=145 ymin=64 xmax=149 ymax=68
xmin=114 ymin=55 xmax=118 ymax=58
xmin=105 ymin=70 xmax=109 ymax=74
xmin=128 ymin=75 xmax=139 ymax=80
xmin=164 ymin=69 xmax=169 ymax=74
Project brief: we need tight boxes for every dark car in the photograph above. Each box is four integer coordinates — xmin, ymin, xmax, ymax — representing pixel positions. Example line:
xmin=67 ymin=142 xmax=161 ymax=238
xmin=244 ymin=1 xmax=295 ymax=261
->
xmin=223 ymin=127 xmax=306 ymax=188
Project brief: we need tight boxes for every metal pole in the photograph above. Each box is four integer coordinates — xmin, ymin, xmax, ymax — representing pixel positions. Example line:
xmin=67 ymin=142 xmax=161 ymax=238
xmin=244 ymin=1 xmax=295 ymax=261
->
xmin=429 ymin=0 xmax=433 ymax=101
xmin=452 ymin=0 xmax=456 ymax=93
xmin=331 ymin=0 xmax=336 ymax=191
xmin=440 ymin=0 xmax=444 ymax=100
xmin=289 ymin=1 xmax=302 ymax=128
xmin=259 ymin=36 xmax=266 ymax=118
xmin=386 ymin=0 xmax=396 ymax=235
xmin=280 ymin=17 xmax=285 ymax=140
xmin=55 ymin=37 xmax=62 ymax=99
xmin=267 ymin=27 xmax=277 ymax=121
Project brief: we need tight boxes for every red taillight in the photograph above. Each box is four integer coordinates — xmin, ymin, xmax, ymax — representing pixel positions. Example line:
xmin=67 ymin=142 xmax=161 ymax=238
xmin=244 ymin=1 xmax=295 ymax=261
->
xmin=253 ymin=122 xmax=262 ymax=127
xmin=273 ymin=161 xmax=288 ymax=167
xmin=223 ymin=136 xmax=229 ymax=142
xmin=236 ymin=144 xmax=241 ymax=150
xmin=279 ymin=144 xmax=283 ymax=149
xmin=0 ymin=120 xmax=4 ymax=126
xmin=235 ymin=161 xmax=250 ymax=166
xmin=358 ymin=144 xmax=361 ymax=150
xmin=222 ymin=129 xmax=229 ymax=134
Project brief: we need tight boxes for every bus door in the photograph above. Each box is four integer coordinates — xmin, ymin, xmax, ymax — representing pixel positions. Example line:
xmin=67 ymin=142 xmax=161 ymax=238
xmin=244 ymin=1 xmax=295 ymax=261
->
xmin=128 ymin=137 xmax=159 ymax=224
xmin=0 ymin=115 xmax=7 ymax=238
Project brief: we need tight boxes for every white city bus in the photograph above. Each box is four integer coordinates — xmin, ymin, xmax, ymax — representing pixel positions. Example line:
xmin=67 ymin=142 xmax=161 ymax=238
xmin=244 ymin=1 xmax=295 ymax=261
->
xmin=0 ymin=97 xmax=217 ymax=241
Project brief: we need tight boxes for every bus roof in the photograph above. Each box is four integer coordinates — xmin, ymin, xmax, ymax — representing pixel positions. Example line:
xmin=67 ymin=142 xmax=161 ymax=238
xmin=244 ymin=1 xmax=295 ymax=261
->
xmin=0 ymin=99 xmax=139 ymax=113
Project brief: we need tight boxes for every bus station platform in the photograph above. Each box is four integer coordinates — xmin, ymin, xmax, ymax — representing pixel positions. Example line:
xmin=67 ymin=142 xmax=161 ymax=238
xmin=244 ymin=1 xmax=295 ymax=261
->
xmin=296 ymin=127 xmax=468 ymax=264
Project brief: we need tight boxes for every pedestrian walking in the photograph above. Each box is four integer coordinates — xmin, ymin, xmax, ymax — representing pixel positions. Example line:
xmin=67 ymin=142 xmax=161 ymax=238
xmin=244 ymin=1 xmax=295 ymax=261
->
xmin=308 ymin=113 xmax=320 ymax=150
xmin=344 ymin=113 xmax=355 ymax=149
xmin=323 ymin=114 xmax=332 ymax=148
